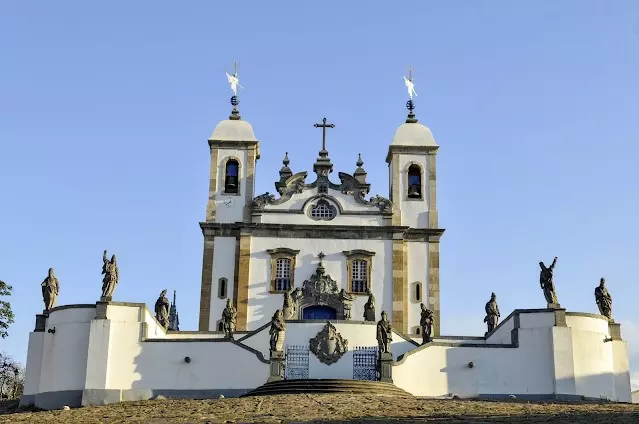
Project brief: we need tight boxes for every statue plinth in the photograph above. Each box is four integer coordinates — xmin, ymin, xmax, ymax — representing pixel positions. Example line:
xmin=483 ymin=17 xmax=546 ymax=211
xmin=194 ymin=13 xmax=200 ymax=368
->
xmin=378 ymin=352 xmax=393 ymax=383
xmin=268 ymin=350 xmax=285 ymax=382
xmin=100 ymin=296 xmax=113 ymax=303
xmin=547 ymin=303 xmax=561 ymax=309
xmin=34 ymin=314 xmax=48 ymax=332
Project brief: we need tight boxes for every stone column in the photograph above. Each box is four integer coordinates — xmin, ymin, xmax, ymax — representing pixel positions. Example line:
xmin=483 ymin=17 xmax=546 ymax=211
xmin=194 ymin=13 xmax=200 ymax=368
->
xmin=198 ymin=236 xmax=215 ymax=331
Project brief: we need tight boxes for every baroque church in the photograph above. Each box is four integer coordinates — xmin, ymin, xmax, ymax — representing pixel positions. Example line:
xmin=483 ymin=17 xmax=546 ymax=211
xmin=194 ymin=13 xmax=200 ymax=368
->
xmin=198 ymin=87 xmax=442 ymax=337
xmin=19 ymin=73 xmax=632 ymax=409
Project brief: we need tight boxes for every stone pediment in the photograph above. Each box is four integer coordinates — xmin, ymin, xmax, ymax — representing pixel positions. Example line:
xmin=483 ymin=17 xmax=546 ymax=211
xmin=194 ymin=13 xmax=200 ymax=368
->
xmin=251 ymin=171 xmax=392 ymax=215
xmin=288 ymin=264 xmax=351 ymax=321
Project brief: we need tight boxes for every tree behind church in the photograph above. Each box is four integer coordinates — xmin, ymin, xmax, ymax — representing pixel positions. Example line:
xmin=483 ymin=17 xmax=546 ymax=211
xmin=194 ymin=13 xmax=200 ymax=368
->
xmin=0 ymin=280 xmax=14 ymax=339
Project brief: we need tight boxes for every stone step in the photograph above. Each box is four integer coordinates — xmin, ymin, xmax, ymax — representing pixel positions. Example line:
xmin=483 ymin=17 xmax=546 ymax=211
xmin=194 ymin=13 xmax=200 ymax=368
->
xmin=244 ymin=379 xmax=412 ymax=397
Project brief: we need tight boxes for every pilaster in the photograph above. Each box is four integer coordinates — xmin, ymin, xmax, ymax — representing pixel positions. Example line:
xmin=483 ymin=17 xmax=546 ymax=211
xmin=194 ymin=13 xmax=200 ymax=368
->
xmin=390 ymin=154 xmax=402 ymax=226
xmin=427 ymin=241 xmax=440 ymax=336
xmin=198 ymin=236 xmax=215 ymax=331
xmin=392 ymin=237 xmax=408 ymax=333
xmin=243 ymin=147 xmax=257 ymax=222
xmin=426 ymin=152 xmax=438 ymax=228
xmin=235 ymin=233 xmax=251 ymax=330
xmin=205 ymin=149 xmax=220 ymax=222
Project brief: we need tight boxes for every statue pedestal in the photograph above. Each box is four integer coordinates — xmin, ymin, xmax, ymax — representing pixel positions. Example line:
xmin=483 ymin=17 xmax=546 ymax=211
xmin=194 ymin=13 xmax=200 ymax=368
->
xmin=378 ymin=352 xmax=393 ymax=383
xmin=100 ymin=296 xmax=113 ymax=302
xmin=547 ymin=303 xmax=561 ymax=309
xmin=268 ymin=351 xmax=285 ymax=382
xmin=34 ymin=314 xmax=48 ymax=332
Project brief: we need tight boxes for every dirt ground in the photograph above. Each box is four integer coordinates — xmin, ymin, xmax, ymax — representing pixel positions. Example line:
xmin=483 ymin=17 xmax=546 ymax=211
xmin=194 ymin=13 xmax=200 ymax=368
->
xmin=2 ymin=394 xmax=639 ymax=423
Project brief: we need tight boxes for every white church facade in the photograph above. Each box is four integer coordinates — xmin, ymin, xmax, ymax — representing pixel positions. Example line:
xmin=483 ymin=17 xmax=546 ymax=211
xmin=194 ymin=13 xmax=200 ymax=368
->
xmin=19 ymin=80 xmax=632 ymax=409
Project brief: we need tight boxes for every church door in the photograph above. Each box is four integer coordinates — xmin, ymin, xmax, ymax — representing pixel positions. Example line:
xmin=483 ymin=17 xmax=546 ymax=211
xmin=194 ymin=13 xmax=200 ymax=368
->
xmin=303 ymin=305 xmax=337 ymax=320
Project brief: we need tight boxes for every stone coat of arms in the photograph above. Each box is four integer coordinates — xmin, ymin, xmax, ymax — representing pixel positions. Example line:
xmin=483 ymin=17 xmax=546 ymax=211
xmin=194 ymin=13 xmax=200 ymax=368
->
xmin=309 ymin=321 xmax=348 ymax=365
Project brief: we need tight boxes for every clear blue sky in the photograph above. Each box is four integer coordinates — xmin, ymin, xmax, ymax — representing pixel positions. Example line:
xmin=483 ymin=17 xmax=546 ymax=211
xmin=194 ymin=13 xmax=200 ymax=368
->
xmin=1 ymin=1 xmax=638 ymax=386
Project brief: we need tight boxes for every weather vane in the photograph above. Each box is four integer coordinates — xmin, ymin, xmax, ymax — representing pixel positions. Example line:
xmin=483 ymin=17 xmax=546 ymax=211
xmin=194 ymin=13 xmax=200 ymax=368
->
xmin=225 ymin=60 xmax=243 ymax=96
xmin=403 ymin=66 xmax=417 ymax=100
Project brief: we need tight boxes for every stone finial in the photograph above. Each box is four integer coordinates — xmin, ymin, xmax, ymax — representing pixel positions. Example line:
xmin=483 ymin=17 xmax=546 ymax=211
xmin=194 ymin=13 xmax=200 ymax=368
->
xmin=353 ymin=153 xmax=368 ymax=185
xmin=275 ymin=152 xmax=293 ymax=194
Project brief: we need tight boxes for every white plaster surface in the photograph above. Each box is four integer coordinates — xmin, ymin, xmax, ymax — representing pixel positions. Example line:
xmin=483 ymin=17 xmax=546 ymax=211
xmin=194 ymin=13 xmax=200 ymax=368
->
xmin=247 ymin=237 xmax=394 ymax=330
xmin=208 ymin=236 xmax=236 ymax=330
xmin=22 ymin=305 xmax=633 ymax=405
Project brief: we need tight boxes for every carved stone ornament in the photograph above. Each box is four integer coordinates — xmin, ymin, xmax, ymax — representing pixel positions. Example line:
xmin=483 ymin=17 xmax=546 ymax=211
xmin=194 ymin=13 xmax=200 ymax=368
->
xmin=251 ymin=192 xmax=276 ymax=209
xmin=368 ymin=194 xmax=393 ymax=213
xmin=309 ymin=321 xmax=348 ymax=365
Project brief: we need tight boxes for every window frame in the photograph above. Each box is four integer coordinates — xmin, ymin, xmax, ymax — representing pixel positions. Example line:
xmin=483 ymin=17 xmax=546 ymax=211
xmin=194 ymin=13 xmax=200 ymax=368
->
xmin=343 ymin=249 xmax=375 ymax=295
xmin=267 ymin=248 xmax=300 ymax=293
xmin=218 ymin=277 xmax=228 ymax=299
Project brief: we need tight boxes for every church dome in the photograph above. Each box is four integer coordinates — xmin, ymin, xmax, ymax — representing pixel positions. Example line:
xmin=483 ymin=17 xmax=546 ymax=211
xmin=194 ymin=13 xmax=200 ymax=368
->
xmin=209 ymin=119 xmax=258 ymax=142
xmin=390 ymin=121 xmax=438 ymax=147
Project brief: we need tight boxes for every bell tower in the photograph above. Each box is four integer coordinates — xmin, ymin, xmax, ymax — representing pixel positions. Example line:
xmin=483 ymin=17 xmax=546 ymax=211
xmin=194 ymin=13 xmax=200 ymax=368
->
xmin=386 ymin=69 xmax=443 ymax=336
xmin=199 ymin=66 xmax=259 ymax=331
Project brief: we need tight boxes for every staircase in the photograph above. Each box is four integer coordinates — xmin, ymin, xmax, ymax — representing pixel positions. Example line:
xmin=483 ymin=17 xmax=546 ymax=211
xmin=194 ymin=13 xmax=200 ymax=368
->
xmin=243 ymin=379 xmax=412 ymax=397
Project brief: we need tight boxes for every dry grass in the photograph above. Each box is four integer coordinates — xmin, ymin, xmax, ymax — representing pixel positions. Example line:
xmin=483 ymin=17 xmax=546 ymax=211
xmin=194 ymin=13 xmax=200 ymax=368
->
xmin=2 ymin=394 xmax=639 ymax=423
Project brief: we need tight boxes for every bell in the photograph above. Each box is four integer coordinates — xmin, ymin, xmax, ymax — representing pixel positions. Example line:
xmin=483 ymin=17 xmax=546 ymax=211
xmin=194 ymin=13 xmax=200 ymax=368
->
xmin=225 ymin=176 xmax=238 ymax=193
xmin=408 ymin=184 xmax=421 ymax=198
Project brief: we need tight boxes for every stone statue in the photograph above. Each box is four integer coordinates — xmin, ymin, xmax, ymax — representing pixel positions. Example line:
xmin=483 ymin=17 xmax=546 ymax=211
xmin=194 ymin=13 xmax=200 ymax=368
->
xmin=363 ymin=289 xmax=376 ymax=322
xmin=595 ymin=277 xmax=612 ymax=319
xmin=101 ymin=249 xmax=119 ymax=300
xmin=221 ymin=298 xmax=237 ymax=338
xmin=282 ymin=289 xmax=296 ymax=320
xmin=340 ymin=289 xmax=354 ymax=320
xmin=539 ymin=257 xmax=559 ymax=306
xmin=376 ymin=311 xmax=392 ymax=354
xmin=154 ymin=289 xmax=170 ymax=330
xmin=483 ymin=292 xmax=500 ymax=335
xmin=419 ymin=303 xmax=434 ymax=344
xmin=269 ymin=309 xmax=286 ymax=353
xmin=41 ymin=268 xmax=59 ymax=312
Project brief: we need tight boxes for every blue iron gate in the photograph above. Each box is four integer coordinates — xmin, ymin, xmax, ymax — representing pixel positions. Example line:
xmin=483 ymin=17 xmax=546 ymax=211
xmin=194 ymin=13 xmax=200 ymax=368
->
xmin=285 ymin=345 xmax=309 ymax=380
xmin=353 ymin=346 xmax=378 ymax=381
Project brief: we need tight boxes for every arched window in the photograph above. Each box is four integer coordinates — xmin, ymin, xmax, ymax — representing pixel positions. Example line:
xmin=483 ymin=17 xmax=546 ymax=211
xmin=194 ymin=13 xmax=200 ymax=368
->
xmin=224 ymin=160 xmax=239 ymax=194
xmin=218 ymin=278 xmax=227 ymax=299
xmin=407 ymin=165 xmax=422 ymax=198
xmin=217 ymin=321 xmax=224 ymax=332
xmin=415 ymin=326 xmax=421 ymax=335
xmin=275 ymin=258 xmax=292 ymax=292
xmin=415 ymin=282 xmax=422 ymax=302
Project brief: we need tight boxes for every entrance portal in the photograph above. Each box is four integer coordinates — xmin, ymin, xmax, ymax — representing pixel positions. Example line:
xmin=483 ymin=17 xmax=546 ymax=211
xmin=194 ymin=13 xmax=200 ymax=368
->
xmin=303 ymin=305 xmax=337 ymax=320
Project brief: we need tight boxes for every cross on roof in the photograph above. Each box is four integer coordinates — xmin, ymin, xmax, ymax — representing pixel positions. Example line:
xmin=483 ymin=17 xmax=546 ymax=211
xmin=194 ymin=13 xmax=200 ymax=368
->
xmin=314 ymin=117 xmax=335 ymax=153
xmin=318 ymin=252 xmax=326 ymax=262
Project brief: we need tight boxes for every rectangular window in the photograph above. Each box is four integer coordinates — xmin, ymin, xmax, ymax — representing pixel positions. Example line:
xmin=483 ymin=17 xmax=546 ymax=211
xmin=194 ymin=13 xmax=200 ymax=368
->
xmin=275 ymin=258 xmax=291 ymax=292
xmin=351 ymin=260 xmax=368 ymax=293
